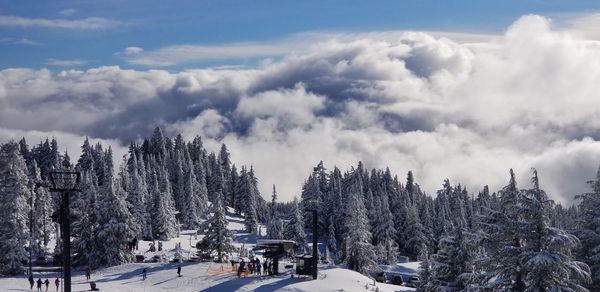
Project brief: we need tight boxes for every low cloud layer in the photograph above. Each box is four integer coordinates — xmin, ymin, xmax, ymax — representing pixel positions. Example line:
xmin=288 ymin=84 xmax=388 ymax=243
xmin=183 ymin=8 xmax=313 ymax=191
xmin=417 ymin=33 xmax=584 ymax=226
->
xmin=1 ymin=15 xmax=600 ymax=204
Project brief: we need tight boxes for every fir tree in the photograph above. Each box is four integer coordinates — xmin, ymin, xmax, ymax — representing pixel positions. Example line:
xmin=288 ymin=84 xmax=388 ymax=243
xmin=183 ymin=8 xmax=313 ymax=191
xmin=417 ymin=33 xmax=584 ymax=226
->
xmin=71 ymin=171 xmax=100 ymax=267
xmin=0 ymin=142 xmax=30 ymax=274
xmin=344 ymin=170 xmax=375 ymax=275
xmin=197 ymin=193 xmax=233 ymax=262
xmin=285 ymin=198 xmax=306 ymax=251
xmin=520 ymin=170 xmax=590 ymax=291
xmin=576 ymin=164 xmax=600 ymax=290
xmin=95 ymin=159 xmax=134 ymax=267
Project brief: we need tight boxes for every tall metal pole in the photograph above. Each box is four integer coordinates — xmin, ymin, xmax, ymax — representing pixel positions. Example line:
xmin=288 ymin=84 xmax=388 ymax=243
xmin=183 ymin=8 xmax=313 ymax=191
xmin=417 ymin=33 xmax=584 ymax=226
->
xmin=29 ymin=189 xmax=34 ymax=275
xmin=61 ymin=191 xmax=71 ymax=292
xmin=312 ymin=210 xmax=318 ymax=280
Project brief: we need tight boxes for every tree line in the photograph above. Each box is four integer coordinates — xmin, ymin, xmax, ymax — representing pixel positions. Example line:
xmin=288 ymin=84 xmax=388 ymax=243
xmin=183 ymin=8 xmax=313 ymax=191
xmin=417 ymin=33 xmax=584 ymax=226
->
xmin=1 ymin=129 xmax=600 ymax=291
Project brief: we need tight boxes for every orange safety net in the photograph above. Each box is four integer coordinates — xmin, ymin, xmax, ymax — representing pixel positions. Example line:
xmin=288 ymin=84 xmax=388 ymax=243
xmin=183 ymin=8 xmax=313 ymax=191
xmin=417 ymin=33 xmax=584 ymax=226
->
xmin=206 ymin=264 xmax=233 ymax=275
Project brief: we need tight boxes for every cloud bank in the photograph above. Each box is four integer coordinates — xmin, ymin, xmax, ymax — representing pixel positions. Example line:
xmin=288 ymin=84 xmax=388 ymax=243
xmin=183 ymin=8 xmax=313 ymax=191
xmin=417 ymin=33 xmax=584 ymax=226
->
xmin=1 ymin=15 xmax=600 ymax=204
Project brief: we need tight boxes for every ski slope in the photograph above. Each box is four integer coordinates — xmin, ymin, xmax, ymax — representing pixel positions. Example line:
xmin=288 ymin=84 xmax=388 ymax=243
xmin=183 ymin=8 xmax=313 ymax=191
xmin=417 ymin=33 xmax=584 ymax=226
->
xmin=0 ymin=210 xmax=416 ymax=291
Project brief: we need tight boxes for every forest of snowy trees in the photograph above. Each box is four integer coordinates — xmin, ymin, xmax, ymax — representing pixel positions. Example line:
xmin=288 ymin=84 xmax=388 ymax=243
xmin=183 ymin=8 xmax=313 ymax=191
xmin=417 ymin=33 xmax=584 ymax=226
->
xmin=0 ymin=127 xmax=267 ymax=273
xmin=1 ymin=127 xmax=600 ymax=291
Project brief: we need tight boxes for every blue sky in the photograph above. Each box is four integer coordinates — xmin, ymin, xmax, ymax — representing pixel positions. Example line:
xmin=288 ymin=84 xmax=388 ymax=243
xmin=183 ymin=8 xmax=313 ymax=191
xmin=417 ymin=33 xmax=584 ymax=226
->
xmin=2 ymin=0 xmax=600 ymax=69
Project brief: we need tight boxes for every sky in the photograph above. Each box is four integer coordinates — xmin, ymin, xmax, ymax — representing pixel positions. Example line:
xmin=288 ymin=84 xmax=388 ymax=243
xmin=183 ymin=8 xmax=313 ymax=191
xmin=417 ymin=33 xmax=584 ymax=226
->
xmin=2 ymin=1 xmax=600 ymax=204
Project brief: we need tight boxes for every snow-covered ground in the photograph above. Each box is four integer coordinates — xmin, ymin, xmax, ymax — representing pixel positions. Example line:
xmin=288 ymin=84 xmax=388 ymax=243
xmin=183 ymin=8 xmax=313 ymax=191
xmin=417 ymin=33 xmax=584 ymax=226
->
xmin=0 ymin=210 xmax=417 ymax=291
xmin=0 ymin=263 xmax=415 ymax=292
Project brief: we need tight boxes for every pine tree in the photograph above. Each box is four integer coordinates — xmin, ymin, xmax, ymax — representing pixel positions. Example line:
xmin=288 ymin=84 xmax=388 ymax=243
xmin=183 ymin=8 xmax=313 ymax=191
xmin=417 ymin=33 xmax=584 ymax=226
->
xmin=197 ymin=192 xmax=233 ymax=262
xmin=480 ymin=169 xmax=527 ymax=290
xmin=150 ymin=161 xmax=178 ymax=240
xmin=428 ymin=228 xmax=470 ymax=291
xmin=285 ymin=198 xmax=306 ymax=251
xmin=71 ymin=171 xmax=100 ymax=267
xmin=238 ymin=166 xmax=258 ymax=234
xmin=0 ymin=142 xmax=30 ymax=274
xmin=576 ymin=164 xmax=600 ymax=290
xmin=95 ymin=158 xmax=134 ymax=267
xmin=30 ymin=162 xmax=52 ymax=255
xmin=127 ymin=153 xmax=150 ymax=239
xmin=181 ymin=155 xmax=206 ymax=229
xmin=520 ymin=170 xmax=591 ymax=291
xmin=326 ymin=219 xmax=337 ymax=259
xmin=344 ymin=170 xmax=375 ymax=275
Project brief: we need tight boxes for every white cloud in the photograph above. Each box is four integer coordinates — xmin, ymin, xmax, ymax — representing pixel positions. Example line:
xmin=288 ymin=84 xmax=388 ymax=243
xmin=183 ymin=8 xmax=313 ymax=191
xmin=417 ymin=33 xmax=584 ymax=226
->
xmin=2 ymin=15 xmax=600 ymax=205
xmin=0 ymin=37 xmax=40 ymax=45
xmin=121 ymin=30 xmax=493 ymax=67
xmin=45 ymin=58 xmax=87 ymax=67
xmin=122 ymin=47 xmax=144 ymax=56
xmin=58 ymin=9 xmax=78 ymax=16
xmin=0 ymin=15 xmax=117 ymax=30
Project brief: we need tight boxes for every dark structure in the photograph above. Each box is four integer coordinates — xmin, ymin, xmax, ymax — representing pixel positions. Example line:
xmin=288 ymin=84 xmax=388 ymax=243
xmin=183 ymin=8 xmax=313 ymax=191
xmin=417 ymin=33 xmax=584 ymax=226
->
xmin=294 ymin=209 xmax=318 ymax=279
xmin=253 ymin=240 xmax=295 ymax=275
xmin=49 ymin=170 xmax=81 ymax=292
xmin=310 ymin=209 xmax=317 ymax=280
xmin=295 ymin=254 xmax=315 ymax=277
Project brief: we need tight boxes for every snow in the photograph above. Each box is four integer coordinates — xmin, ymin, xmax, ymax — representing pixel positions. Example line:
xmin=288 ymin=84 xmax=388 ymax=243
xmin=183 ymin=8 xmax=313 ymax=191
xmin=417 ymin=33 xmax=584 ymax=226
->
xmin=0 ymin=210 xmax=416 ymax=291
xmin=0 ymin=263 xmax=415 ymax=292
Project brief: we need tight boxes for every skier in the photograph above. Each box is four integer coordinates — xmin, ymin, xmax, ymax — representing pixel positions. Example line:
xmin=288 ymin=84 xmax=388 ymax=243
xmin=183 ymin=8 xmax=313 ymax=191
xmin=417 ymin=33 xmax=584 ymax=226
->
xmin=256 ymin=258 xmax=261 ymax=275
xmin=28 ymin=274 xmax=34 ymax=289
xmin=237 ymin=259 xmax=245 ymax=277
xmin=54 ymin=278 xmax=60 ymax=292
xmin=262 ymin=260 xmax=268 ymax=276
xmin=85 ymin=265 xmax=91 ymax=280
xmin=268 ymin=261 xmax=273 ymax=276
xmin=158 ymin=241 xmax=163 ymax=251
xmin=44 ymin=279 xmax=49 ymax=291
xmin=142 ymin=268 xmax=147 ymax=280
xmin=177 ymin=265 xmax=181 ymax=277
xmin=36 ymin=278 xmax=42 ymax=291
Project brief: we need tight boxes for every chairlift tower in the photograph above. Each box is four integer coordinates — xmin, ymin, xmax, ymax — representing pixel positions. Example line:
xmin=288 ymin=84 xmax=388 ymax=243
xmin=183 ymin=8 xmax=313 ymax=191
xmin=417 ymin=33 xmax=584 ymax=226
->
xmin=49 ymin=170 xmax=81 ymax=292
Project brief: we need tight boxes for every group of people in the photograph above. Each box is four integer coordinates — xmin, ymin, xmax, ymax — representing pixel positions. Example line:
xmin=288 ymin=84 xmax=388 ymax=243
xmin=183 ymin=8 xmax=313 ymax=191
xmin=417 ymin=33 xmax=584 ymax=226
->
xmin=27 ymin=275 xmax=59 ymax=291
xmin=236 ymin=257 xmax=274 ymax=277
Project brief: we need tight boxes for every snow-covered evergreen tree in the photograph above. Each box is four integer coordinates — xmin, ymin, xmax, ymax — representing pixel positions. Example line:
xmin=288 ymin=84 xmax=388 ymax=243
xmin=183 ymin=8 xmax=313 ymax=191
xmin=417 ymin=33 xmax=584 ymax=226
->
xmin=126 ymin=152 xmax=150 ymax=239
xmin=71 ymin=171 xmax=100 ymax=268
xmin=520 ymin=170 xmax=590 ymax=291
xmin=344 ymin=170 xmax=375 ymax=275
xmin=181 ymin=155 xmax=205 ymax=229
xmin=238 ymin=166 xmax=258 ymax=234
xmin=576 ymin=164 xmax=600 ymax=290
xmin=285 ymin=198 xmax=306 ymax=251
xmin=0 ymin=141 xmax=30 ymax=275
xmin=197 ymin=192 xmax=233 ymax=262
xmin=150 ymin=161 xmax=178 ymax=240
xmin=326 ymin=219 xmax=337 ymax=259
xmin=480 ymin=169 xmax=527 ymax=290
xmin=95 ymin=155 xmax=134 ymax=267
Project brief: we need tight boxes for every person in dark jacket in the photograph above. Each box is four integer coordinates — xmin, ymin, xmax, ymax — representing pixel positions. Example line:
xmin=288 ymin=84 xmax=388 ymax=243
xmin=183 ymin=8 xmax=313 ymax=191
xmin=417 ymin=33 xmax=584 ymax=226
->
xmin=262 ymin=260 xmax=268 ymax=276
xmin=36 ymin=278 xmax=42 ymax=291
xmin=237 ymin=259 xmax=245 ymax=277
xmin=54 ymin=278 xmax=60 ymax=292
xmin=85 ymin=265 xmax=91 ymax=280
xmin=255 ymin=258 xmax=261 ymax=275
xmin=177 ymin=265 xmax=181 ymax=277
xmin=28 ymin=274 xmax=34 ymax=289
xmin=142 ymin=268 xmax=147 ymax=280
xmin=44 ymin=279 xmax=50 ymax=291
